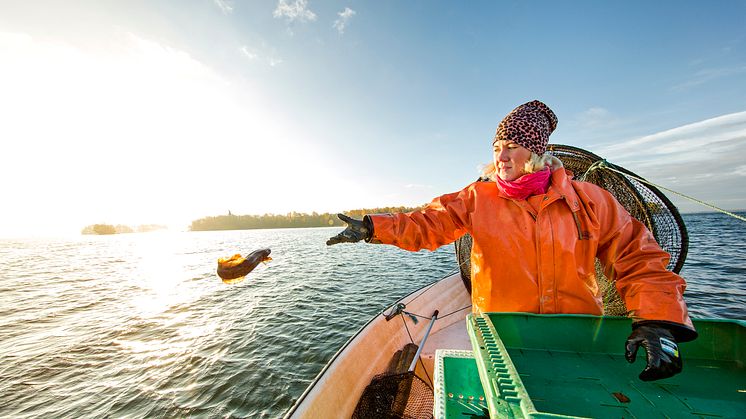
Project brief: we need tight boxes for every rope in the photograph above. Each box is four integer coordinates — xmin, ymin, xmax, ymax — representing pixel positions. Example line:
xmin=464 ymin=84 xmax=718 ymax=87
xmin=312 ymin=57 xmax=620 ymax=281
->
xmin=400 ymin=313 xmax=415 ymax=344
xmin=438 ymin=305 xmax=472 ymax=319
xmin=399 ymin=314 xmax=433 ymax=387
xmin=578 ymin=159 xmax=607 ymax=182
xmin=419 ymin=353 xmax=434 ymax=387
xmin=585 ymin=160 xmax=746 ymax=223
xmin=404 ymin=305 xmax=471 ymax=320
xmin=403 ymin=311 xmax=431 ymax=320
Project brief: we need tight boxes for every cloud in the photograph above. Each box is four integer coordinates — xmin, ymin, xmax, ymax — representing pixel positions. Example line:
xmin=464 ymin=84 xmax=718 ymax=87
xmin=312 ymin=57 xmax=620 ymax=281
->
xmin=595 ymin=111 xmax=746 ymax=212
xmin=732 ymin=165 xmax=746 ymax=176
xmin=575 ymin=107 xmax=619 ymax=129
xmin=240 ymin=45 xmax=257 ymax=60
xmin=239 ymin=44 xmax=283 ymax=67
xmin=333 ymin=7 xmax=356 ymax=34
xmin=273 ymin=0 xmax=317 ymax=23
xmin=213 ymin=0 xmax=234 ymax=14
xmin=600 ymin=111 xmax=746 ymax=162
xmin=563 ymin=106 xmax=631 ymax=145
xmin=671 ymin=64 xmax=746 ymax=91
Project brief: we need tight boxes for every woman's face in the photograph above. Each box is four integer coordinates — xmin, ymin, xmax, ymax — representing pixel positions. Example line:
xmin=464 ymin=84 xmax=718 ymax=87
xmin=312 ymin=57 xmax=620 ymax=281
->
xmin=493 ymin=140 xmax=532 ymax=181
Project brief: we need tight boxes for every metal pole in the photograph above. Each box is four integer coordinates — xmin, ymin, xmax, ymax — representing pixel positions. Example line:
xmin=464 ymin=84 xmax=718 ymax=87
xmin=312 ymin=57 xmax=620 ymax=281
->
xmin=408 ymin=310 xmax=439 ymax=372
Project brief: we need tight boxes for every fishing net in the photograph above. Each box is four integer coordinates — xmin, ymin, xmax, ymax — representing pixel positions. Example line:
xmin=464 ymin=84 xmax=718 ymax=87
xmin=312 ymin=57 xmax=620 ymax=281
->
xmin=455 ymin=144 xmax=688 ymax=316
xmin=454 ymin=233 xmax=473 ymax=291
xmin=351 ymin=371 xmax=434 ymax=419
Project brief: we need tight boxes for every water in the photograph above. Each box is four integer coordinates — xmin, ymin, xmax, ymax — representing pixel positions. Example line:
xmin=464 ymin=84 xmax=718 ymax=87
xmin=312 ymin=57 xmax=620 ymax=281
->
xmin=678 ymin=212 xmax=746 ymax=319
xmin=0 ymin=213 xmax=744 ymax=418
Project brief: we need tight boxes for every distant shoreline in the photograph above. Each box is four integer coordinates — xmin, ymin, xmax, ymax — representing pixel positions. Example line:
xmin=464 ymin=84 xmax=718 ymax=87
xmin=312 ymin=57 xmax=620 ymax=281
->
xmin=81 ymin=223 xmax=167 ymax=235
xmin=189 ymin=206 xmax=424 ymax=232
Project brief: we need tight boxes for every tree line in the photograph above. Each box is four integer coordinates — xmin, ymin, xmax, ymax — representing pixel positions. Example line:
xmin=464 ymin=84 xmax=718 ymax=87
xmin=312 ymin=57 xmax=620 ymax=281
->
xmin=189 ymin=206 xmax=424 ymax=231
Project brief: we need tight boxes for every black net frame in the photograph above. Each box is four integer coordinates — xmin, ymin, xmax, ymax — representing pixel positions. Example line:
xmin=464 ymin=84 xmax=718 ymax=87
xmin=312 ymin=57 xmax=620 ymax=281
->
xmin=455 ymin=145 xmax=688 ymax=316
xmin=454 ymin=233 xmax=473 ymax=292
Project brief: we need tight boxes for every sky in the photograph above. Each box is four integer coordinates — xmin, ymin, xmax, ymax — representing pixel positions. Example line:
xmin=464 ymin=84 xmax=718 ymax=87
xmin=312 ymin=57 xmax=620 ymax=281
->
xmin=1 ymin=0 xmax=745 ymax=237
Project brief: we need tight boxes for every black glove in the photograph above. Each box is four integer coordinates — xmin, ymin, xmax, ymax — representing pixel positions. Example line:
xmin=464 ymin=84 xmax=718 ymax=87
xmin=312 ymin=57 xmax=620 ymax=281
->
xmin=625 ymin=323 xmax=682 ymax=381
xmin=326 ymin=214 xmax=372 ymax=245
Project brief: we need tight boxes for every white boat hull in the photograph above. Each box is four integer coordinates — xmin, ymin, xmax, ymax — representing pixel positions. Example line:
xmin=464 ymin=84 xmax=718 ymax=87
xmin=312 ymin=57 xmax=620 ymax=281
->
xmin=286 ymin=273 xmax=472 ymax=418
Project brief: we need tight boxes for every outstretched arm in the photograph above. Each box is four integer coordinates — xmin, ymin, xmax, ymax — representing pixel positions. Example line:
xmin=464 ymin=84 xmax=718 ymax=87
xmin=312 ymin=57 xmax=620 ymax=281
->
xmin=367 ymin=187 xmax=473 ymax=251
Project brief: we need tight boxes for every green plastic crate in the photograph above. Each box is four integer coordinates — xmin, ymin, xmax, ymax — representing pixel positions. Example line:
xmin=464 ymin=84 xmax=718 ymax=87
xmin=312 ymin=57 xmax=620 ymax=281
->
xmin=434 ymin=350 xmax=488 ymax=419
xmin=466 ymin=313 xmax=746 ymax=418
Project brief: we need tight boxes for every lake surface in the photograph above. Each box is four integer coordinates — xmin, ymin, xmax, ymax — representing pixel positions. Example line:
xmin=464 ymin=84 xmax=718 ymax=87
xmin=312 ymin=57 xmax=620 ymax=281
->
xmin=0 ymin=212 xmax=744 ymax=418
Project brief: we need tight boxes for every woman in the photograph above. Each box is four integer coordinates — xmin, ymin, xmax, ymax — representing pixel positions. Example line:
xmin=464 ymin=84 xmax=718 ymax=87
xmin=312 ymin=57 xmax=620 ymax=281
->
xmin=326 ymin=100 xmax=697 ymax=381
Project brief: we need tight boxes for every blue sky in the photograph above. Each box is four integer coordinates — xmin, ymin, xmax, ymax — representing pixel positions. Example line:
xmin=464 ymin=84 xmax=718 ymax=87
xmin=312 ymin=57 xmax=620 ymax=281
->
xmin=1 ymin=1 xmax=745 ymax=236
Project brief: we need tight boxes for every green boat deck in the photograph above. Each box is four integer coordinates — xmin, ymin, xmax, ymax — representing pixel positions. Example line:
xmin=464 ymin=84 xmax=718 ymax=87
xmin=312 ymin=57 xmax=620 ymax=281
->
xmin=434 ymin=313 xmax=745 ymax=418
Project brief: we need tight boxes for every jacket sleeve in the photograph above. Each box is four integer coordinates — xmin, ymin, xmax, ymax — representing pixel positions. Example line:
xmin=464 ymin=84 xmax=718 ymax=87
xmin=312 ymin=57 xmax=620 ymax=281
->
xmin=593 ymin=188 xmax=697 ymax=341
xmin=367 ymin=184 xmax=474 ymax=251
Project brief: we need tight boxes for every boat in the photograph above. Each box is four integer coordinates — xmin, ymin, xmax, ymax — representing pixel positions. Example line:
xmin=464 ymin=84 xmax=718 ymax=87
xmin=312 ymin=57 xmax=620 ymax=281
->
xmin=284 ymin=270 xmax=744 ymax=418
xmin=283 ymin=146 xmax=746 ymax=418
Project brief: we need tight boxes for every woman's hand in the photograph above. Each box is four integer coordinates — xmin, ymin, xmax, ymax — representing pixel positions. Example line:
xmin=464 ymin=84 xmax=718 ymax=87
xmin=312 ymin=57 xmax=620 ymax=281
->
xmin=326 ymin=214 xmax=372 ymax=245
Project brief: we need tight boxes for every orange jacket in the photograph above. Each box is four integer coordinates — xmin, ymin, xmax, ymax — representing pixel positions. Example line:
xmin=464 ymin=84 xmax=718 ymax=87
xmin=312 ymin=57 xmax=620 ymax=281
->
xmin=369 ymin=168 xmax=695 ymax=332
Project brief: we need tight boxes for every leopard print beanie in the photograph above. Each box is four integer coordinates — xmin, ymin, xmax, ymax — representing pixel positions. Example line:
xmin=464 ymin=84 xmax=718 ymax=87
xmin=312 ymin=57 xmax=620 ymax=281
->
xmin=494 ymin=100 xmax=558 ymax=155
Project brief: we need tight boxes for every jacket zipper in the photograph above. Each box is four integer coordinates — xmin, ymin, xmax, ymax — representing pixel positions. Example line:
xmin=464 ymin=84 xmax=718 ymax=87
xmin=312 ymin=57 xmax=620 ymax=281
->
xmin=572 ymin=212 xmax=585 ymax=240
xmin=535 ymin=210 xmax=543 ymax=313
xmin=534 ymin=213 xmax=544 ymax=314
xmin=561 ymin=194 xmax=586 ymax=240
xmin=511 ymin=199 xmax=543 ymax=312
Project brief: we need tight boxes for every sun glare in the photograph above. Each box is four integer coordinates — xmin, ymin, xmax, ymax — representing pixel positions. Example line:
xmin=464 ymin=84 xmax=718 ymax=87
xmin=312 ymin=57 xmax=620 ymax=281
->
xmin=129 ymin=232 xmax=196 ymax=317
xmin=0 ymin=30 xmax=359 ymax=237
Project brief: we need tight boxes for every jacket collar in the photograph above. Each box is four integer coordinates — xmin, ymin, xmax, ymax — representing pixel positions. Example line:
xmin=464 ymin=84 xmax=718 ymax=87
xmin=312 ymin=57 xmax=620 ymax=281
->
xmin=548 ymin=167 xmax=582 ymax=213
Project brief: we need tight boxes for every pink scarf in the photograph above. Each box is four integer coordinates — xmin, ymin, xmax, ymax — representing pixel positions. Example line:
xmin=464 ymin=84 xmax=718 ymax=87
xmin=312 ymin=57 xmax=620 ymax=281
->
xmin=496 ymin=169 xmax=551 ymax=200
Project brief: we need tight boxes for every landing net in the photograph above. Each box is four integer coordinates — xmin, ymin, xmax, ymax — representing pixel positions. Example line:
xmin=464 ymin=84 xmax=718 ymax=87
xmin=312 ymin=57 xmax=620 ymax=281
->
xmin=351 ymin=371 xmax=434 ymax=419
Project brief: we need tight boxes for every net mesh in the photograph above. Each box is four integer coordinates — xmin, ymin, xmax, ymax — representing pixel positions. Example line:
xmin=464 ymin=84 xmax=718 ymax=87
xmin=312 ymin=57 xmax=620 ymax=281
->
xmin=351 ymin=371 xmax=434 ymax=419
xmin=455 ymin=144 xmax=688 ymax=316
